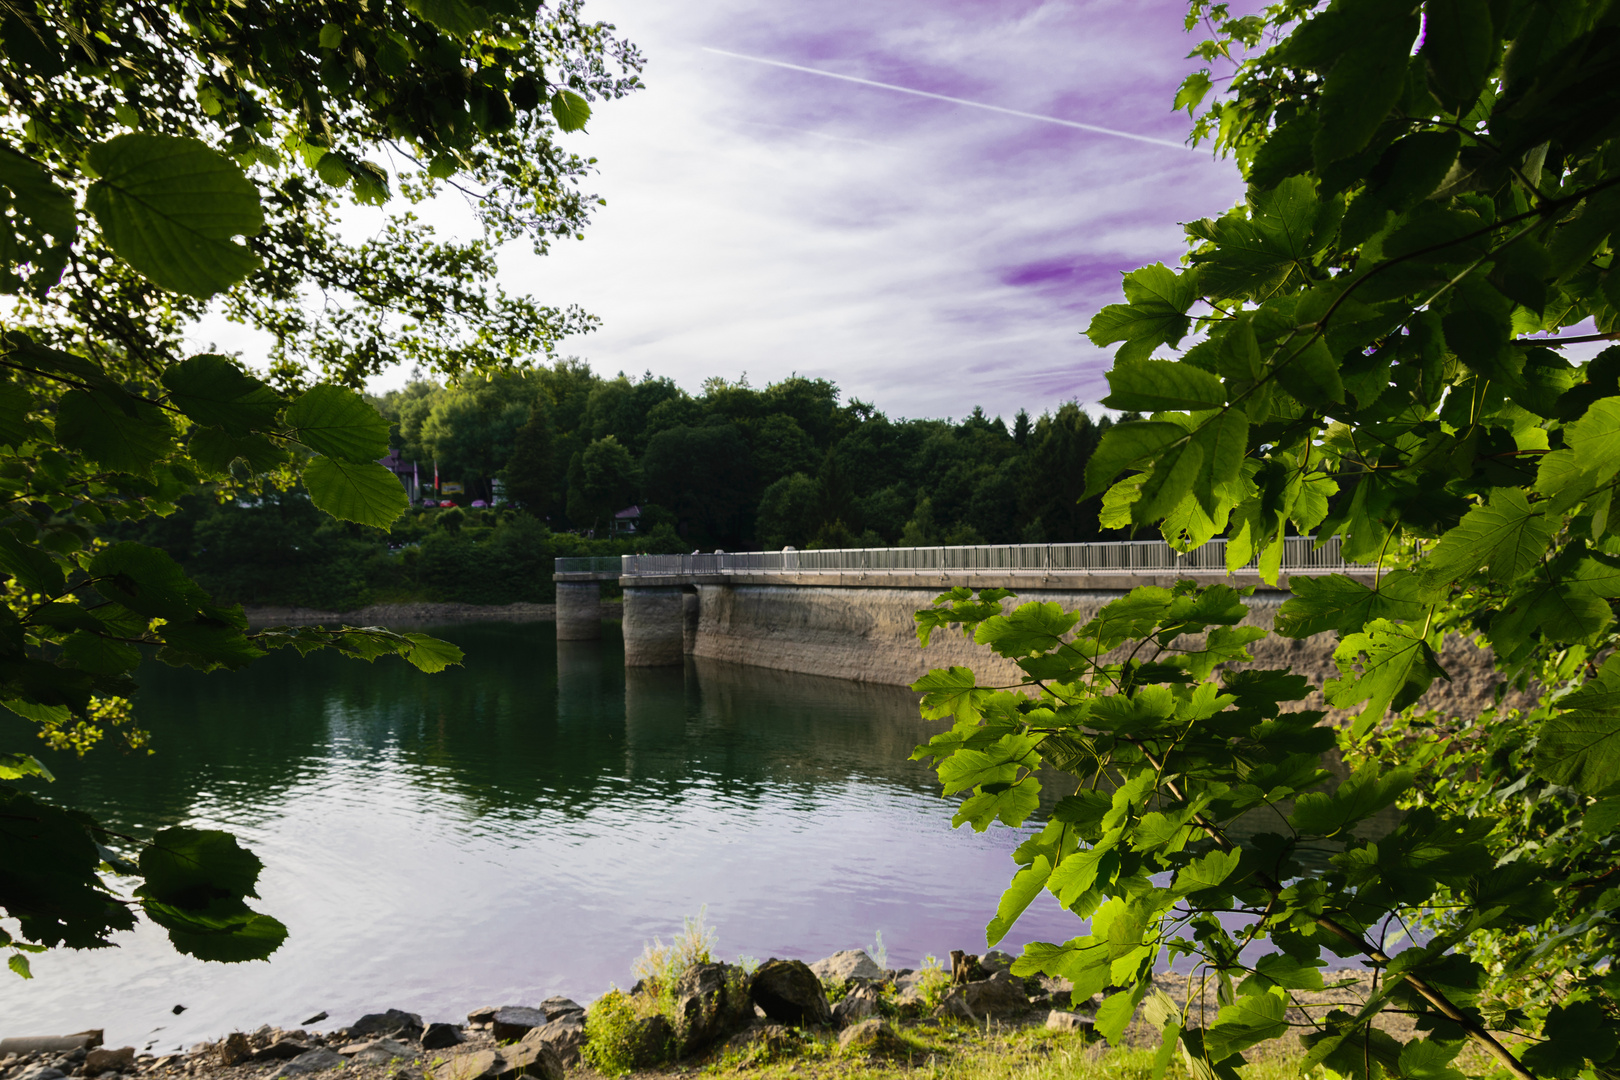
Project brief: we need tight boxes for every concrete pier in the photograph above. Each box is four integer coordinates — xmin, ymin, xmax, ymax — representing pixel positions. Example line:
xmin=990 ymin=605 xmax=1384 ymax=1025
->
xmin=682 ymin=591 xmax=700 ymax=655
xmin=623 ymin=586 xmax=685 ymax=666
xmin=556 ymin=581 xmax=602 ymax=640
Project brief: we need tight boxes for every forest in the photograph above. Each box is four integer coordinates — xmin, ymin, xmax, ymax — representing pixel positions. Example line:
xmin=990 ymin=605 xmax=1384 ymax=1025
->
xmin=118 ymin=362 xmax=1126 ymax=610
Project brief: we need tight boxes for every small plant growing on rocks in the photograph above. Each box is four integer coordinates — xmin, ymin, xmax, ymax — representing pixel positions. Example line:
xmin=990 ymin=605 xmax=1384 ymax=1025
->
xmin=915 ymin=955 xmax=952 ymax=1012
xmin=581 ymin=990 xmax=670 ymax=1077
xmin=631 ymin=906 xmax=717 ymax=990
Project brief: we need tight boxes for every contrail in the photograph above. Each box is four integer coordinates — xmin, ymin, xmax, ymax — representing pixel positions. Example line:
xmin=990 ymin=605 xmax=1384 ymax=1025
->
xmin=701 ymin=46 xmax=1193 ymax=152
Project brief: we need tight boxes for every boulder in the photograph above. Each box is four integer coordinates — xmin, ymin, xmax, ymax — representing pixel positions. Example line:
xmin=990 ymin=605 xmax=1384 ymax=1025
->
xmin=538 ymin=997 xmax=583 ymax=1019
xmin=831 ymin=985 xmax=881 ymax=1027
xmin=494 ymin=1044 xmax=563 ymax=1080
xmin=490 ymin=1007 xmax=547 ymax=1042
xmin=673 ymin=962 xmax=755 ymax=1052
xmin=809 ymin=950 xmax=885 ymax=984
xmin=1046 ymin=1011 xmax=1093 ymax=1033
xmin=519 ymin=1016 xmax=585 ymax=1066
xmin=437 ymin=1050 xmax=503 ymax=1080
xmin=466 ymin=1007 xmax=498 ymax=1029
xmin=13 ymin=1067 xmax=65 ymax=1080
xmin=618 ymin=1014 xmax=674 ymax=1069
xmin=933 ymin=972 xmax=1030 ymax=1021
xmin=83 ymin=1048 xmax=134 ymax=1074
xmin=749 ymin=959 xmax=831 ymax=1027
xmin=253 ymin=1040 xmax=311 ymax=1062
xmin=0 ymin=1033 xmax=103 ymax=1056
xmin=217 ymin=1034 xmax=253 ymax=1067
xmin=349 ymin=1010 xmax=424 ymax=1041
xmin=980 ymin=950 xmax=1016 ymax=976
xmin=836 ymin=1019 xmax=909 ymax=1058
xmin=269 ymin=1048 xmax=345 ymax=1078
xmin=420 ymin=1024 xmax=464 ymax=1051
xmin=346 ymin=1040 xmax=418 ymax=1066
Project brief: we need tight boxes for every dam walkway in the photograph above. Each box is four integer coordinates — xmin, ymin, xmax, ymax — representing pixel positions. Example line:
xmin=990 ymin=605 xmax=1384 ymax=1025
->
xmin=552 ymin=537 xmax=1374 ymax=671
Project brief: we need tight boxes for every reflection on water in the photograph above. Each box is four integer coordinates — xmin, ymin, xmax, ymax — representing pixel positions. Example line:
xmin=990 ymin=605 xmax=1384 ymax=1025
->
xmin=0 ymin=622 xmax=1090 ymax=1049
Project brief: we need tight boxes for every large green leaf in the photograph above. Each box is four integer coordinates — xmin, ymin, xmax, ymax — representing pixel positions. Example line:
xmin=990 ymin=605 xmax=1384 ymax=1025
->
xmin=1324 ymin=620 xmax=1447 ymax=731
xmin=1534 ymin=712 xmax=1620 ymax=796
xmin=401 ymin=633 xmax=464 ymax=674
xmin=1204 ymin=990 xmax=1287 ymax=1061
xmin=1418 ymin=488 xmax=1556 ymax=590
xmin=974 ymin=601 xmax=1084 ymax=658
xmin=0 ymin=142 xmax=75 ymax=295
xmin=55 ymin=389 xmax=175 ymax=475
xmin=1312 ymin=15 xmax=1420 ymax=167
xmin=137 ymin=827 xmax=266 ymax=902
xmin=0 ymin=530 xmax=65 ymax=596
xmin=302 ymin=457 xmax=409 ymax=528
xmin=0 ymin=787 xmax=136 ymax=949
xmin=404 ymin=0 xmax=490 ymax=36
xmin=161 ymin=355 xmax=283 ymax=435
xmin=1083 ymin=421 xmax=1189 ymax=500
xmin=1086 ymin=264 xmax=1201 ymax=363
xmin=1274 ymin=571 xmax=1430 ymax=638
xmin=1194 ymin=177 xmax=1328 ymax=300
xmin=1101 ymin=361 xmax=1226 ymax=412
xmin=84 ymin=134 xmax=264 ymax=298
xmin=986 ymin=855 xmax=1051 ymax=947
xmin=285 ymin=384 xmax=391 ymax=462
xmin=89 ymin=542 xmax=211 ymax=621
xmin=139 ymin=896 xmax=288 ymax=963
xmin=550 ymin=90 xmax=592 ymax=132
xmin=1422 ymin=0 xmax=1495 ymax=108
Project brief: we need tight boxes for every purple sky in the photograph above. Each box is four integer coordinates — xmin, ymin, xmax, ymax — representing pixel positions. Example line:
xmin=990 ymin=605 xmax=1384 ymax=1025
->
xmin=206 ymin=1 xmax=1248 ymax=421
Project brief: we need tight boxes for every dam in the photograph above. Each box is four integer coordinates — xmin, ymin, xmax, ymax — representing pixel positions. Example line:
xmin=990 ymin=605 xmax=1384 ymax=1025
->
xmin=552 ymin=539 xmax=1509 ymax=720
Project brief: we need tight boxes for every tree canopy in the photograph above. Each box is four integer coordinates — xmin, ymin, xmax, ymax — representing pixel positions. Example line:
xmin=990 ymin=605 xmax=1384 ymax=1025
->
xmin=0 ymin=0 xmax=639 ymax=974
xmin=915 ymin=1 xmax=1620 ymax=1076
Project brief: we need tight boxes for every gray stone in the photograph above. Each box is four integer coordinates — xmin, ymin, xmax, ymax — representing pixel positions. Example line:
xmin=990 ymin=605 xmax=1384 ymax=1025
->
xmin=493 ymin=1043 xmax=562 ymax=1080
xmin=1046 ymin=1011 xmax=1094 ymax=1033
xmin=420 ymin=1024 xmax=464 ymax=1051
xmin=217 ymin=1034 xmax=253 ymax=1068
xmin=673 ymin=962 xmax=755 ymax=1052
xmin=749 ymin=958 xmax=831 ymax=1028
xmin=722 ymin=1024 xmax=796 ymax=1059
xmin=14 ymin=1067 xmax=65 ymax=1080
xmin=436 ymin=1049 xmax=502 ymax=1080
xmin=269 ymin=1048 xmax=344 ymax=1078
xmin=350 ymin=1011 xmax=423 ymax=1041
xmin=81 ymin=1049 xmax=133 ymax=1074
xmin=466 ymin=1007 xmax=499 ymax=1028
xmin=537 ymin=998 xmax=583 ymax=1019
xmin=831 ymin=985 xmax=881 ymax=1027
xmin=518 ymin=1016 xmax=585 ymax=1066
xmin=836 ymin=1019 xmax=908 ymax=1058
xmin=0 ymin=1035 xmax=101 ymax=1057
xmin=933 ymin=971 xmax=1030 ymax=1021
xmin=490 ymin=1007 xmax=546 ymax=1042
xmin=809 ymin=950 xmax=885 ymax=984
xmin=254 ymin=1040 xmax=311 ymax=1061
xmin=347 ymin=1040 xmax=418 ymax=1066
xmin=980 ymin=950 xmax=1016 ymax=975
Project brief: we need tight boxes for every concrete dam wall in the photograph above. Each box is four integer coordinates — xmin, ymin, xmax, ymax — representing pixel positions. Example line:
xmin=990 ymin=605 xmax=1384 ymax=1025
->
xmin=689 ymin=583 xmax=1515 ymax=722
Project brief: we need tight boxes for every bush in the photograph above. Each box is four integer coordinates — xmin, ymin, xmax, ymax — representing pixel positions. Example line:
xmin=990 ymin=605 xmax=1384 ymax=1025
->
xmin=581 ymin=990 xmax=670 ymax=1077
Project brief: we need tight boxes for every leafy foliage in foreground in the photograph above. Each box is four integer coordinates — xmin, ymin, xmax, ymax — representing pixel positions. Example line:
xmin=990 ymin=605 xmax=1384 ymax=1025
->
xmin=0 ymin=0 xmax=639 ymax=973
xmin=915 ymin=1 xmax=1620 ymax=1077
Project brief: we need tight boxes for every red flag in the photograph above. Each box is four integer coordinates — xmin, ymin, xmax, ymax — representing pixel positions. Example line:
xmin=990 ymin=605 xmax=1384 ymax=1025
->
xmin=434 ymin=460 xmax=439 ymax=494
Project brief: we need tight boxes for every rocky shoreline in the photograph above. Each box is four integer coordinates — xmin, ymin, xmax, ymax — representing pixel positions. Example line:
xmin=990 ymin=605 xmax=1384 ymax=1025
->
xmin=0 ymin=949 xmax=1400 ymax=1080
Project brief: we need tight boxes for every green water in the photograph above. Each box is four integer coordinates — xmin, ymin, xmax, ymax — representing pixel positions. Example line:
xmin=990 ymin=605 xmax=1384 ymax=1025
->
xmin=0 ymin=621 xmax=1078 ymax=1049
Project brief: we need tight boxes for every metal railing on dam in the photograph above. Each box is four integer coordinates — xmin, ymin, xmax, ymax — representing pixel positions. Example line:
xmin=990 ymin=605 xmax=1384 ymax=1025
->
xmin=558 ymin=535 xmax=1363 ymax=580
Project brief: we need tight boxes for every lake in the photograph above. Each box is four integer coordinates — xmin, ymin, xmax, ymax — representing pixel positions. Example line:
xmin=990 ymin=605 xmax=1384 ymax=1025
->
xmin=0 ymin=620 xmax=1091 ymax=1050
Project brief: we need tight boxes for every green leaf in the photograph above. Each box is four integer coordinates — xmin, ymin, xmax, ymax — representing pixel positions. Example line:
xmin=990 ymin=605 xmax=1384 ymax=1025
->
xmin=1133 ymin=433 xmax=1204 ymax=524
xmin=302 ymin=457 xmax=410 ymax=528
xmin=937 ymin=734 xmax=1039 ymax=794
xmin=1422 ymin=0 xmax=1495 ymax=108
xmin=318 ymin=22 xmax=344 ymax=48
xmin=986 ymin=855 xmax=1051 ymax=947
xmin=1520 ymin=999 xmax=1617 ymax=1077
xmin=56 ymin=390 xmax=176 ymax=475
xmin=1312 ymin=16 xmax=1420 ymax=167
xmin=285 ymin=384 xmax=391 ymax=462
xmin=1191 ymin=410 xmax=1249 ymax=517
xmin=0 ymin=142 xmax=76 ymax=296
xmin=1205 ymin=990 xmax=1287 ymax=1061
xmin=401 ymin=633 xmax=464 ymax=673
xmin=1101 ymin=361 xmax=1226 ymax=412
xmin=140 ymin=895 xmax=288 ymax=963
xmin=1083 ymin=421 xmax=1189 ymax=500
xmin=1274 ymin=571 xmax=1430 ymax=638
xmin=974 ymin=601 xmax=1084 ymax=658
xmin=1194 ymin=177 xmax=1329 ymax=300
xmin=1533 ymin=712 xmax=1620 ymax=797
xmin=1272 ymin=337 xmax=1346 ymax=407
xmin=1252 ymin=952 xmax=1325 ymax=991
xmin=1086 ymin=264 xmax=1201 ymax=363
xmin=0 ymin=753 xmax=54 ymax=781
xmin=7 ymin=953 xmax=31 ymax=978
xmin=1173 ymin=848 xmax=1240 ymax=895
xmin=1095 ymin=983 xmax=1150 ymax=1045
xmin=63 ymin=631 xmax=142 ymax=675
xmin=404 ymin=0 xmax=490 ymax=36
xmin=1049 ymin=841 xmax=1120 ymax=905
xmin=160 ymin=355 xmax=282 ymax=435
xmin=912 ymin=666 xmax=991 ymax=723
xmin=0 ymin=383 xmax=33 ymax=448
xmin=188 ymin=428 xmax=289 ymax=475
xmin=136 ymin=827 xmax=266 ymax=903
xmin=550 ymin=89 xmax=592 ymax=132
xmin=1418 ymin=488 xmax=1556 ymax=589
xmin=84 ymin=134 xmax=264 ymax=298
xmin=1397 ymin=1039 xmax=1466 ymax=1080
xmin=1326 ymin=621 xmax=1447 ymax=732
xmin=90 ymin=542 xmax=212 ymax=621
xmin=0 ymin=530 xmax=65 ymax=596
xmin=953 ymin=779 xmax=1041 ymax=831
xmin=1289 ymin=765 xmax=1414 ymax=835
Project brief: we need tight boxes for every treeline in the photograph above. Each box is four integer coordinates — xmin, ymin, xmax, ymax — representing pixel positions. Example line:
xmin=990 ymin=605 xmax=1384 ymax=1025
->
xmin=107 ymin=362 xmax=1126 ymax=611
xmin=379 ymin=359 xmax=1125 ymax=550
